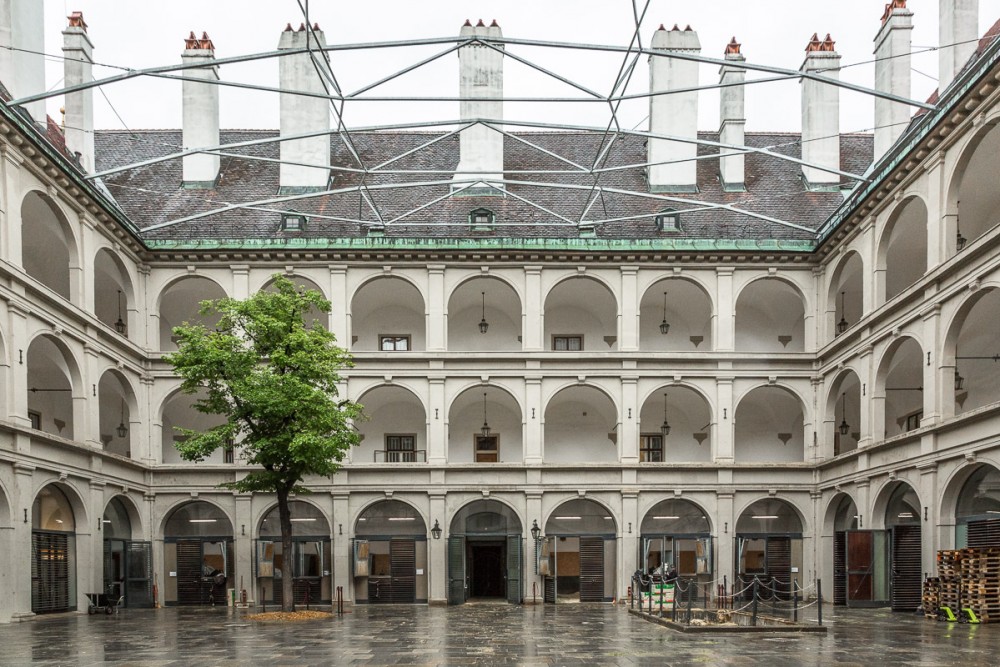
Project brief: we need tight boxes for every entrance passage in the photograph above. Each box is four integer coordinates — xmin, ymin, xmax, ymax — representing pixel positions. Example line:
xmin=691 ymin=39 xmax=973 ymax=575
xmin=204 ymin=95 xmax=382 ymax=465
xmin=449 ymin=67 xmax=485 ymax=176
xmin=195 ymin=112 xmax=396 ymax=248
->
xmin=468 ymin=541 xmax=506 ymax=598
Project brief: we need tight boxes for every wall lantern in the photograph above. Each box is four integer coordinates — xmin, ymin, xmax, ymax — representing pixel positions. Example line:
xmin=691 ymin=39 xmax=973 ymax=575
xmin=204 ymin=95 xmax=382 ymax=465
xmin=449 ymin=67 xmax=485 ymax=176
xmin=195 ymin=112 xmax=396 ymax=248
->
xmin=659 ymin=292 xmax=670 ymax=335
xmin=431 ymin=519 xmax=442 ymax=540
xmin=530 ymin=519 xmax=541 ymax=541
xmin=956 ymin=200 xmax=967 ymax=252
xmin=478 ymin=291 xmax=489 ymax=334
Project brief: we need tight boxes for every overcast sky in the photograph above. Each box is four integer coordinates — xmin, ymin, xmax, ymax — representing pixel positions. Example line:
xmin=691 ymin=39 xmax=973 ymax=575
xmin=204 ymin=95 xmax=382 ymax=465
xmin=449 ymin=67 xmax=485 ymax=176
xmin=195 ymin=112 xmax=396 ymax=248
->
xmin=38 ymin=1 xmax=1000 ymax=135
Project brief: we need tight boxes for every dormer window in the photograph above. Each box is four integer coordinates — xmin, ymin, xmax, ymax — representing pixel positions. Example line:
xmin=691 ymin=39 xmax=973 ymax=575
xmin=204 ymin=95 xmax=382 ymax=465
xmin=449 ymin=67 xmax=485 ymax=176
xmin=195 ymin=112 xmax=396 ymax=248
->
xmin=281 ymin=212 xmax=307 ymax=232
xmin=470 ymin=208 xmax=495 ymax=231
xmin=654 ymin=209 xmax=681 ymax=233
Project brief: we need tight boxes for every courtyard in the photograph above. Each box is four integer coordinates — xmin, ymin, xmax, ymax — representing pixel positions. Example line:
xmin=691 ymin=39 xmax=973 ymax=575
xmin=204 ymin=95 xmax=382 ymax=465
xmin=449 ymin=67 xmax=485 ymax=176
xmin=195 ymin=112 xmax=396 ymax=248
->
xmin=0 ymin=604 xmax=996 ymax=666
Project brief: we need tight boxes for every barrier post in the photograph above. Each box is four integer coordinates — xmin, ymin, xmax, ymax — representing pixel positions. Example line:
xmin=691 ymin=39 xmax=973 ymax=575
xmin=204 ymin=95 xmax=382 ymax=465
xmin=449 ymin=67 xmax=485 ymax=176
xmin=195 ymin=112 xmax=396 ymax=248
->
xmin=686 ymin=581 xmax=694 ymax=624
xmin=751 ymin=578 xmax=759 ymax=627
xmin=793 ymin=578 xmax=799 ymax=623
xmin=817 ymin=579 xmax=823 ymax=626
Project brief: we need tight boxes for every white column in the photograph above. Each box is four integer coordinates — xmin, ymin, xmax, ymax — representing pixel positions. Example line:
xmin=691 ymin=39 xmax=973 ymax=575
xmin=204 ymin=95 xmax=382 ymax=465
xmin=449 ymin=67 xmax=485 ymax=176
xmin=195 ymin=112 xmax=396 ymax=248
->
xmin=523 ymin=266 xmax=543 ymax=351
xmin=619 ymin=266 xmax=639 ymax=351
xmin=620 ymin=377 xmax=639 ymax=463
xmin=715 ymin=378 xmax=734 ymax=463
xmin=427 ymin=265 xmax=446 ymax=352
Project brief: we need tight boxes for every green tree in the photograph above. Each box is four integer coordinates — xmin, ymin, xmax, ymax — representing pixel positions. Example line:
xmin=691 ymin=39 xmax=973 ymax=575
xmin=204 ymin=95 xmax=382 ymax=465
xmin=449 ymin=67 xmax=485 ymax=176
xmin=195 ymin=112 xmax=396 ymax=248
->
xmin=165 ymin=274 xmax=361 ymax=612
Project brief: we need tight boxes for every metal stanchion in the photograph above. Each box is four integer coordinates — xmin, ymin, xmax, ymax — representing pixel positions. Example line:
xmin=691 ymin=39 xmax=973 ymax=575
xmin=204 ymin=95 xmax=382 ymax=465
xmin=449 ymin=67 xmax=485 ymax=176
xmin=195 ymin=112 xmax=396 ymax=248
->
xmin=686 ymin=581 xmax=694 ymax=624
xmin=793 ymin=578 xmax=799 ymax=623
xmin=817 ymin=579 xmax=823 ymax=626
xmin=751 ymin=578 xmax=759 ymax=627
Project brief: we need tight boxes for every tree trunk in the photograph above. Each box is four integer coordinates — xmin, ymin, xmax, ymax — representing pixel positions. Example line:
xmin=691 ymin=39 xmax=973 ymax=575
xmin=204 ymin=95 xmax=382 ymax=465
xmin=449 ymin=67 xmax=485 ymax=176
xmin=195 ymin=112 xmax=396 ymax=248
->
xmin=276 ymin=487 xmax=295 ymax=612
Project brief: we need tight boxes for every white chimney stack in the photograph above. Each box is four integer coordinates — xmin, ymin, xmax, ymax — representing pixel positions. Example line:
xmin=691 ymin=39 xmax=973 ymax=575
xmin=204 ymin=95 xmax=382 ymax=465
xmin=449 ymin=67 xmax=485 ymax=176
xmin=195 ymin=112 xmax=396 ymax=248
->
xmin=939 ymin=0 xmax=979 ymax=93
xmin=718 ymin=37 xmax=746 ymax=191
xmin=453 ymin=19 xmax=504 ymax=192
xmin=278 ymin=23 xmax=332 ymax=193
xmin=873 ymin=1 xmax=913 ymax=160
xmin=800 ymin=33 xmax=841 ymax=188
xmin=648 ymin=24 xmax=701 ymax=193
xmin=181 ymin=31 xmax=220 ymax=187
xmin=62 ymin=12 xmax=95 ymax=172
xmin=0 ymin=0 xmax=45 ymax=123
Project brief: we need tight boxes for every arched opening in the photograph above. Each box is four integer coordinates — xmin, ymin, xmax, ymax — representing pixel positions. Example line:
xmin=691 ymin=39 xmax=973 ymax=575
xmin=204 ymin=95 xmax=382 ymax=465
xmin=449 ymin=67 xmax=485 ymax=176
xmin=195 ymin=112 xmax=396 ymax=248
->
xmin=827 ymin=251 xmax=863 ymax=341
xmin=735 ymin=278 xmax=806 ymax=352
xmin=638 ymin=386 xmax=711 ymax=463
xmin=827 ymin=371 xmax=861 ymax=457
xmin=640 ymin=499 xmax=713 ymax=585
xmin=543 ymin=277 xmax=618 ymax=352
xmin=541 ymin=498 xmax=616 ymax=603
xmin=448 ymin=386 xmax=522 ymax=463
xmin=949 ymin=122 xmax=1000 ymax=254
xmin=21 ymin=191 xmax=77 ymax=301
xmin=350 ymin=277 xmax=425 ymax=352
xmin=162 ymin=501 xmax=234 ymax=606
xmin=447 ymin=277 xmax=521 ymax=351
xmin=825 ymin=494 xmax=859 ymax=607
xmin=26 ymin=335 xmax=79 ymax=440
xmin=261 ymin=274 xmax=328 ymax=329
xmin=355 ymin=385 xmax=427 ymax=463
xmin=447 ymin=499 xmax=523 ymax=604
xmin=98 ymin=370 xmax=136 ymax=459
xmin=103 ymin=496 xmax=152 ymax=608
xmin=639 ymin=278 xmax=713 ymax=351
xmin=878 ymin=197 xmax=928 ymax=304
xmin=953 ymin=465 xmax=1000 ymax=548
xmin=543 ymin=385 xmax=618 ymax=463
xmin=256 ymin=501 xmax=331 ymax=606
xmin=32 ymin=484 xmax=78 ymax=613
xmin=879 ymin=482 xmax=922 ymax=611
xmin=947 ymin=288 xmax=1000 ymax=418
xmin=160 ymin=389 xmax=227 ymax=464
xmin=878 ymin=337 xmax=924 ymax=439
xmin=93 ymin=248 xmax=135 ymax=339
xmin=157 ymin=276 xmax=226 ymax=351
xmin=353 ymin=500 xmax=427 ymax=604
xmin=734 ymin=386 xmax=805 ymax=463
xmin=735 ymin=499 xmax=803 ymax=598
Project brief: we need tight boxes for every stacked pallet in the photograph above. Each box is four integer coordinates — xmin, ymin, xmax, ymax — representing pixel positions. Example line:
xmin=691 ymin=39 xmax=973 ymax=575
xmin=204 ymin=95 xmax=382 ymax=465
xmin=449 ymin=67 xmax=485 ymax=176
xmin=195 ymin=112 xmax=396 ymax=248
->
xmin=922 ymin=577 xmax=941 ymax=619
xmin=935 ymin=549 xmax=964 ymax=616
xmin=960 ymin=547 xmax=1000 ymax=623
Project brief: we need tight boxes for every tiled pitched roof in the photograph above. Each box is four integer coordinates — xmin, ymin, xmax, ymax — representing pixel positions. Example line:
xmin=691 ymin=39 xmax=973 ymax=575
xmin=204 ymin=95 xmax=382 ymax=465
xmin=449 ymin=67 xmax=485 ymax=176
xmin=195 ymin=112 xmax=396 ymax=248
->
xmin=94 ymin=129 xmax=872 ymax=243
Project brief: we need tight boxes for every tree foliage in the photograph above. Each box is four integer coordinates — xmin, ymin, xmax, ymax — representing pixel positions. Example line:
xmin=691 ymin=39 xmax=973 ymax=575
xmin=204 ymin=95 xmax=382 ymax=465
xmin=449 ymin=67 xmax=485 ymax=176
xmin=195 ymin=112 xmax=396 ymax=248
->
xmin=165 ymin=275 xmax=362 ymax=610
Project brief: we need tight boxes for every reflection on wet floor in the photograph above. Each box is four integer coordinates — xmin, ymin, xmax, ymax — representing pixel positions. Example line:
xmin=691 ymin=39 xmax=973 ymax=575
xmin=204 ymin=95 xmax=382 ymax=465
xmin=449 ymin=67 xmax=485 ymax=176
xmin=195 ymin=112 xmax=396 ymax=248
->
xmin=0 ymin=603 xmax=998 ymax=666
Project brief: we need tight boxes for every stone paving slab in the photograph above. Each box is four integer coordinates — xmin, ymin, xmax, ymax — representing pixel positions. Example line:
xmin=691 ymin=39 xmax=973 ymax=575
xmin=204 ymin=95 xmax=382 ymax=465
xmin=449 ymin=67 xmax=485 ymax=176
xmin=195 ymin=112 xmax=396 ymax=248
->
xmin=0 ymin=604 xmax=997 ymax=666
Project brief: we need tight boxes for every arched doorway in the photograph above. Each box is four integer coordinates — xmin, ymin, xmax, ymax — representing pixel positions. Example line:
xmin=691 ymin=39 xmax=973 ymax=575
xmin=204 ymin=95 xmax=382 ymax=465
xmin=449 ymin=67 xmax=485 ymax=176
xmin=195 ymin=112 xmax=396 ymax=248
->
xmin=954 ymin=465 xmax=1000 ymax=548
xmin=543 ymin=277 xmax=618 ymax=352
xmin=447 ymin=500 xmax=523 ymax=605
xmin=162 ymin=501 xmax=234 ymax=606
xmin=735 ymin=278 xmax=805 ymax=352
xmin=26 ymin=334 xmax=80 ymax=440
xmin=256 ymin=501 xmax=331 ymax=606
xmin=544 ymin=385 xmax=618 ymax=463
xmin=541 ymin=499 xmax=616 ymax=603
xmin=350 ymin=277 xmax=425 ymax=352
xmin=32 ymin=484 xmax=77 ymax=613
xmin=878 ymin=196 xmax=927 ymax=304
xmin=103 ymin=497 xmax=153 ymax=608
xmin=21 ymin=191 xmax=78 ymax=301
xmin=878 ymin=337 xmax=924 ymax=439
xmin=157 ymin=277 xmax=226 ymax=351
xmin=354 ymin=385 xmax=426 ymax=464
xmin=93 ymin=248 xmax=135 ymax=340
xmin=447 ymin=277 xmax=522 ymax=351
xmin=881 ymin=482 xmax=922 ymax=611
xmin=827 ymin=251 xmax=863 ymax=341
xmin=353 ymin=500 xmax=427 ymax=604
xmin=827 ymin=371 xmax=862 ymax=457
xmin=640 ymin=499 xmax=712 ymax=590
xmin=639 ymin=278 xmax=713 ymax=351
xmin=735 ymin=499 xmax=803 ymax=599
xmin=734 ymin=386 xmax=805 ymax=462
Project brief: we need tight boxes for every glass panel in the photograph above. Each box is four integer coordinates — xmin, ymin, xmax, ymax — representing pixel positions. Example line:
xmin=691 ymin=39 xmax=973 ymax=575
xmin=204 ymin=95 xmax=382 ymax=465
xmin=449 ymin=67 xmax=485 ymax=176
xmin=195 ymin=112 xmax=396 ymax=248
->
xmin=957 ymin=523 xmax=969 ymax=549
xmin=641 ymin=499 xmax=711 ymax=534
xmin=545 ymin=498 xmax=614 ymax=535
xmin=736 ymin=499 xmax=803 ymax=533
xmin=297 ymin=541 xmax=322 ymax=577
xmin=33 ymin=485 xmax=75 ymax=532
xmin=957 ymin=465 xmax=1000 ymax=519
xmin=356 ymin=500 xmax=426 ymax=536
xmin=164 ymin=501 xmax=233 ymax=537
xmin=259 ymin=501 xmax=328 ymax=537
xmin=257 ymin=541 xmax=275 ymax=577
xmin=872 ymin=530 xmax=889 ymax=601
xmin=103 ymin=498 xmax=132 ymax=539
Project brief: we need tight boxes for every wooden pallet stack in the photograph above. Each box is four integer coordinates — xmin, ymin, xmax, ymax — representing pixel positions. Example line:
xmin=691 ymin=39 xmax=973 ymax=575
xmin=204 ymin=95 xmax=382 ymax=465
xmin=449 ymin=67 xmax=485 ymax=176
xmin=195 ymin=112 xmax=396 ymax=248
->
xmin=935 ymin=549 xmax=964 ymax=616
xmin=960 ymin=546 xmax=1000 ymax=623
xmin=922 ymin=577 xmax=941 ymax=619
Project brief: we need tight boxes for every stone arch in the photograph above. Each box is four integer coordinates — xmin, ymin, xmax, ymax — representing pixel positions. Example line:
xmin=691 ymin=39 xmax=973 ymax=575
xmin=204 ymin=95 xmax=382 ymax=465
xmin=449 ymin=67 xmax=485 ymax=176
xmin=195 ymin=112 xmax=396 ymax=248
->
xmin=639 ymin=497 xmax=714 ymax=534
xmin=733 ymin=385 xmax=806 ymax=462
xmin=259 ymin=272 xmax=329 ymax=329
xmin=256 ymin=499 xmax=331 ymax=537
xmin=93 ymin=247 xmax=137 ymax=339
xmin=21 ymin=189 xmax=80 ymax=302
xmin=354 ymin=384 xmax=428 ymax=464
xmin=870 ymin=479 xmax=921 ymax=530
xmin=822 ymin=492 xmax=860 ymax=537
xmin=940 ymin=461 xmax=1000 ymax=533
xmin=942 ymin=286 xmax=1000 ymax=418
xmin=826 ymin=250 xmax=864 ymax=340
xmin=945 ymin=118 xmax=1000 ymax=255
xmin=876 ymin=195 xmax=928 ymax=304
xmin=26 ymin=333 xmax=83 ymax=440
xmin=97 ymin=368 xmax=138 ymax=458
xmin=103 ymin=494 xmax=143 ymax=538
xmin=158 ymin=386 xmax=227 ymax=464
xmin=448 ymin=498 xmax=524 ymax=536
xmin=156 ymin=275 xmax=228 ymax=351
xmin=543 ymin=497 xmax=618 ymax=534
xmin=350 ymin=275 xmax=426 ymax=352
xmin=638 ymin=384 xmax=712 ymax=462
xmin=639 ymin=276 xmax=714 ymax=351
xmin=32 ymin=479 xmax=89 ymax=530
xmin=734 ymin=276 xmax=807 ymax=352
xmin=447 ymin=275 xmax=522 ymax=352
xmin=353 ymin=498 xmax=428 ymax=535
xmin=159 ymin=498 xmax=235 ymax=538
xmin=874 ymin=336 xmax=924 ymax=439
xmin=543 ymin=275 xmax=619 ymax=352
xmin=447 ymin=384 xmax=523 ymax=463
xmin=543 ymin=383 xmax=619 ymax=463
xmin=825 ymin=369 xmax=862 ymax=457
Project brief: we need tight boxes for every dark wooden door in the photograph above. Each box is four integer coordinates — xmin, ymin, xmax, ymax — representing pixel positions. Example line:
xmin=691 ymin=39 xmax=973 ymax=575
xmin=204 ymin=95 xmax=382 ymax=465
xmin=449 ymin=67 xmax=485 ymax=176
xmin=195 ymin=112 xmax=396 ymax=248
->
xmin=846 ymin=530 xmax=874 ymax=603
xmin=579 ymin=536 xmax=605 ymax=602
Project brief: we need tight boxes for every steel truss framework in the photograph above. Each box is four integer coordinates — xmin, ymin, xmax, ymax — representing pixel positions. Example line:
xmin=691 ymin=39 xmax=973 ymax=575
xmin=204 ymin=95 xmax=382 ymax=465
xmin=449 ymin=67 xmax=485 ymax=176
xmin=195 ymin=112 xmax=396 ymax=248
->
xmin=8 ymin=1 xmax=937 ymax=237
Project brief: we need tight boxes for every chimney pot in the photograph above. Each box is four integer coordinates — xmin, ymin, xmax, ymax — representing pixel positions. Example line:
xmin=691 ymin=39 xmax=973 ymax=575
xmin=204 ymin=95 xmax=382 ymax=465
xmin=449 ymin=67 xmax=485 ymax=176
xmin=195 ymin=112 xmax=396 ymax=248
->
xmin=490 ymin=19 xmax=499 ymax=27
xmin=685 ymin=25 xmax=692 ymax=31
xmin=67 ymin=11 xmax=87 ymax=30
xmin=657 ymin=24 xmax=666 ymax=31
xmin=284 ymin=23 xmax=293 ymax=31
xmin=313 ymin=23 xmax=320 ymax=31
xmin=671 ymin=24 xmax=680 ymax=31
xmin=298 ymin=23 xmax=306 ymax=31
xmin=463 ymin=19 xmax=472 ymax=26
xmin=725 ymin=36 xmax=741 ymax=54
xmin=476 ymin=18 xmax=486 ymax=27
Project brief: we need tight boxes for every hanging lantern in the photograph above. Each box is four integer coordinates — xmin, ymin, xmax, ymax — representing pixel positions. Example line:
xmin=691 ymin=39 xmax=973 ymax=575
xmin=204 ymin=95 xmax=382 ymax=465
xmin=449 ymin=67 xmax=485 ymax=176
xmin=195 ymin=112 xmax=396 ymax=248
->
xmin=838 ymin=392 xmax=849 ymax=436
xmin=659 ymin=292 xmax=670 ymax=335
xmin=480 ymin=392 xmax=491 ymax=438
xmin=660 ymin=393 xmax=671 ymax=437
xmin=478 ymin=291 xmax=489 ymax=334
xmin=114 ymin=289 xmax=127 ymax=335
xmin=836 ymin=291 xmax=849 ymax=336
xmin=116 ymin=399 xmax=128 ymax=438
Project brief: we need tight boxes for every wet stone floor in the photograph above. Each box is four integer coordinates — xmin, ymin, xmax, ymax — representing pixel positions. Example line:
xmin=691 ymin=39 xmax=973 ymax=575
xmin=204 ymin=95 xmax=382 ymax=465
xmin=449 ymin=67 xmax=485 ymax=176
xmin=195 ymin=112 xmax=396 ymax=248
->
xmin=1 ymin=603 xmax=998 ymax=666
